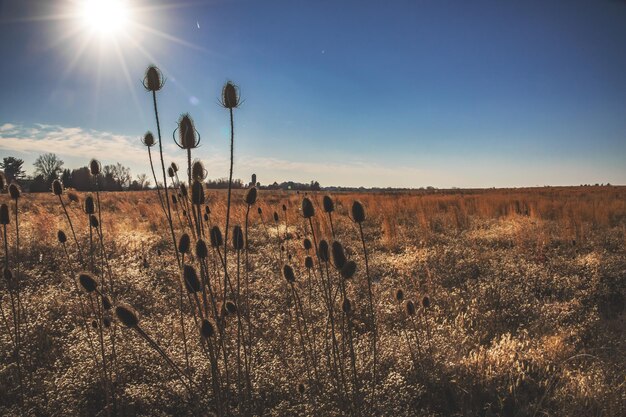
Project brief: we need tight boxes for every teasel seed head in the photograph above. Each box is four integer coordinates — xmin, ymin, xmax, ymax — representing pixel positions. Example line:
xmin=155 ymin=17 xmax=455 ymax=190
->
xmin=273 ymin=211 xmax=279 ymax=222
xmin=232 ymin=225 xmax=244 ymax=250
xmin=331 ymin=241 xmax=347 ymax=270
xmin=406 ymin=300 xmax=416 ymax=316
xmin=0 ymin=204 xmax=10 ymax=225
xmin=225 ymin=300 xmax=237 ymax=315
xmin=342 ymin=297 xmax=352 ymax=314
xmin=89 ymin=214 xmax=99 ymax=229
xmin=0 ymin=173 xmax=5 ymax=191
xmin=191 ymin=159 xmax=207 ymax=181
xmin=89 ymin=159 xmax=101 ymax=176
xmin=84 ymin=195 xmax=95 ymax=215
xmin=201 ymin=319 xmax=215 ymax=338
xmin=341 ymin=260 xmax=357 ymax=279
xmin=203 ymin=213 xmax=209 ymax=221
xmin=244 ymin=187 xmax=257 ymax=205
xmin=251 ymin=173 xmax=256 ymax=185
xmin=183 ymin=264 xmax=201 ymax=293
xmin=304 ymin=256 xmax=314 ymax=269
xmin=174 ymin=113 xmax=200 ymax=149
xmin=298 ymin=382 xmax=306 ymax=394
xmin=205 ymin=205 xmax=210 ymax=215
xmin=196 ymin=239 xmax=209 ymax=259
xmin=8 ymin=183 xmax=21 ymax=200
xmin=283 ymin=264 xmax=296 ymax=283
xmin=178 ymin=233 xmax=191 ymax=253
xmin=92 ymin=320 xmax=98 ymax=329
xmin=323 ymin=195 xmax=334 ymax=213
xmin=78 ymin=272 xmax=98 ymax=293
xmin=115 ymin=304 xmax=139 ymax=327
xmin=191 ymin=180 xmax=205 ymax=205
xmin=52 ymin=179 xmax=63 ymax=196
xmin=171 ymin=162 xmax=179 ymax=173
xmin=422 ymin=296 xmax=431 ymax=309
xmin=210 ymin=226 xmax=223 ymax=247
xmin=179 ymin=183 xmax=188 ymax=198
xmin=282 ymin=204 xmax=287 ymax=212
xmin=143 ymin=65 xmax=165 ymax=92
xmin=102 ymin=295 xmax=112 ymax=310
xmin=142 ymin=131 xmax=156 ymax=147
xmin=167 ymin=166 xmax=175 ymax=178
xmin=221 ymin=81 xmax=240 ymax=109
xmin=302 ymin=197 xmax=315 ymax=218
xmin=318 ymin=240 xmax=330 ymax=262
xmin=57 ymin=230 xmax=67 ymax=244
xmin=351 ymin=200 xmax=366 ymax=223
xmin=257 ymin=207 xmax=262 ymax=215
xmin=171 ymin=195 xmax=178 ymax=205
xmin=303 ymin=238 xmax=312 ymax=251
xmin=395 ymin=289 xmax=404 ymax=302
xmin=103 ymin=315 xmax=112 ymax=328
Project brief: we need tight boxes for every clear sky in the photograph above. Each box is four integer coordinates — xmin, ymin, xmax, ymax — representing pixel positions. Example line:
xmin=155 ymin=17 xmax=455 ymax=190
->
xmin=0 ymin=0 xmax=625 ymax=188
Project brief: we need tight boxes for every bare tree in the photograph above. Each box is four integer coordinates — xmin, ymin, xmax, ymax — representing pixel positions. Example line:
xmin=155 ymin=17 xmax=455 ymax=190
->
xmin=33 ymin=153 xmax=64 ymax=181
xmin=137 ymin=173 xmax=150 ymax=189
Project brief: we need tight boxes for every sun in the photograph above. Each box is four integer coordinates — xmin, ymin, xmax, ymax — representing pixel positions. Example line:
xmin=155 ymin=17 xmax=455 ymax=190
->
xmin=79 ymin=0 xmax=130 ymax=37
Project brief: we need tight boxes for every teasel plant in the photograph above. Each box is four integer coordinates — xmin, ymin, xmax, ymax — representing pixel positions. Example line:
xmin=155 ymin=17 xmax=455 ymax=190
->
xmin=141 ymin=131 xmax=167 ymax=217
xmin=351 ymin=200 xmax=378 ymax=408
xmin=220 ymin=81 xmax=241 ymax=286
xmin=394 ymin=291 xmax=421 ymax=371
xmin=323 ymin=195 xmax=336 ymax=238
xmin=1 ymin=199 xmax=24 ymax=408
xmin=52 ymin=179 xmax=84 ymax=266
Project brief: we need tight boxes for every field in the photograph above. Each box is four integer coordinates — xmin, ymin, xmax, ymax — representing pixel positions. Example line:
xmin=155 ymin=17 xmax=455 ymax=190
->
xmin=0 ymin=184 xmax=624 ymax=416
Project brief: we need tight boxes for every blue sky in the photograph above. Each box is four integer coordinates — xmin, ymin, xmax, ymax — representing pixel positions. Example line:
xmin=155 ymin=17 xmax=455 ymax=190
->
xmin=0 ymin=0 xmax=625 ymax=188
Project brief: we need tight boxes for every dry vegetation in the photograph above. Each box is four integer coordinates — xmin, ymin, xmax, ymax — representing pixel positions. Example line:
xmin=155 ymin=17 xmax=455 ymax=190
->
xmin=1 ymin=65 xmax=624 ymax=416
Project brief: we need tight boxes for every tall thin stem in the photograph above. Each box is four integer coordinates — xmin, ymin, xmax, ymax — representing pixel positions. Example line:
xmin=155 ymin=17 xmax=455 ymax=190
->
xmin=223 ymin=107 xmax=235 ymax=294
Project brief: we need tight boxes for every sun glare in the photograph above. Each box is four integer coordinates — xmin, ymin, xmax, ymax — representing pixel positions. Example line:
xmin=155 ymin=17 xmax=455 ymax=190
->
xmin=80 ymin=0 xmax=130 ymax=36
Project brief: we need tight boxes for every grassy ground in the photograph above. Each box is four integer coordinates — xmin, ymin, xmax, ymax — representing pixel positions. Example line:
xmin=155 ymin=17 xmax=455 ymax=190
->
xmin=1 ymin=187 xmax=624 ymax=416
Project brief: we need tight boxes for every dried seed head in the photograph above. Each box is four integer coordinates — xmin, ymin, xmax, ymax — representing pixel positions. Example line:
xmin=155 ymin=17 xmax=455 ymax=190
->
xmin=191 ymin=160 xmax=207 ymax=181
xmin=201 ymin=319 xmax=215 ymax=338
xmin=103 ymin=315 xmax=112 ymax=328
xmin=203 ymin=213 xmax=209 ymax=221
xmin=395 ymin=289 xmax=404 ymax=302
xmin=167 ymin=166 xmax=175 ymax=178
xmin=175 ymin=114 xmax=200 ymax=149
xmin=406 ymin=300 xmax=416 ymax=316
xmin=422 ymin=296 xmax=431 ymax=309
xmin=8 ymin=183 xmax=21 ymax=200
xmin=57 ymin=230 xmax=67 ymax=244
xmin=0 ymin=173 xmax=5 ymax=191
xmin=342 ymin=297 xmax=352 ymax=314
xmin=196 ymin=239 xmax=209 ymax=258
xmin=143 ymin=65 xmax=164 ymax=92
xmin=52 ymin=179 xmax=63 ymax=196
xmin=318 ymin=240 xmax=330 ymax=262
xmin=142 ymin=131 xmax=156 ymax=147
xmin=251 ymin=173 xmax=256 ymax=185
xmin=179 ymin=183 xmax=188 ymax=198
xmin=84 ymin=195 xmax=95 ymax=215
xmin=0 ymin=204 xmax=9 ymax=225
xmin=341 ymin=260 xmax=357 ymax=279
xmin=303 ymin=238 xmax=312 ymax=251
xmin=221 ymin=81 xmax=240 ymax=109
xmin=302 ymin=197 xmax=314 ymax=218
xmin=244 ymin=187 xmax=257 ymax=205
xmin=191 ymin=180 xmax=205 ymax=205
xmin=323 ymin=195 xmax=334 ymax=213
xmin=282 ymin=204 xmax=287 ymax=212
xmin=92 ymin=320 xmax=98 ymax=329
xmin=298 ymin=382 xmax=306 ymax=394
xmin=89 ymin=159 xmax=101 ymax=176
xmin=171 ymin=162 xmax=179 ymax=173
xmin=304 ymin=256 xmax=313 ymax=269
xmin=173 ymin=234 xmax=187 ymax=254
xmin=3 ymin=267 xmax=14 ymax=284
xmin=78 ymin=272 xmax=98 ymax=293
xmin=273 ymin=212 xmax=279 ymax=222
xmin=68 ymin=192 xmax=79 ymax=203
xmin=225 ymin=300 xmax=237 ymax=315
xmin=210 ymin=226 xmax=223 ymax=247
xmin=205 ymin=205 xmax=210 ymax=215
xmin=351 ymin=201 xmax=366 ymax=223
xmin=102 ymin=295 xmax=112 ymax=310
xmin=89 ymin=214 xmax=99 ymax=228
xmin=283 ymin=264 xmax=296 ymax=283
xmin=115 ymin=304 xmax=139 ymax=327
xmin=232 ymin=225 xmax=244 ymax=250
xmin=183 ymin=264 xmax=201 ymax=293
xmin=331 ymin=241 xmax=347 ymax=270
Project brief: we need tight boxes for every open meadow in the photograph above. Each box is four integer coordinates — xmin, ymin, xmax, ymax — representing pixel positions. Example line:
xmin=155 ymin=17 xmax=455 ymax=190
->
xmin=1 ymin=184 xmax=624 ymax=416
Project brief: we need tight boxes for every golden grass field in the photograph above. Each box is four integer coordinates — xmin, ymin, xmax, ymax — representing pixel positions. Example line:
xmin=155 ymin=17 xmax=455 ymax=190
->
xmin=1 ymin=185 xmax=624 ymax=416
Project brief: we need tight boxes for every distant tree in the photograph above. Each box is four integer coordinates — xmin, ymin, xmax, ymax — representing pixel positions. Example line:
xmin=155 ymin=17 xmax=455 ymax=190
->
xmin=136 ymin=173 xmax=150 ymax=189
xmin=71 ymin=167 xmax=91 ymax=191
xmin=61 ymin=169 xmax=73 ymax=188
xmin=29 ymin=175 xmax=48 ymax=192
xmin=33 ymin=153 xmax=64 ymax=181
xmin=1 ymin=157 xmax=26 ymax=182
xmin=311 ymin=180 xmax=320 ymax=191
